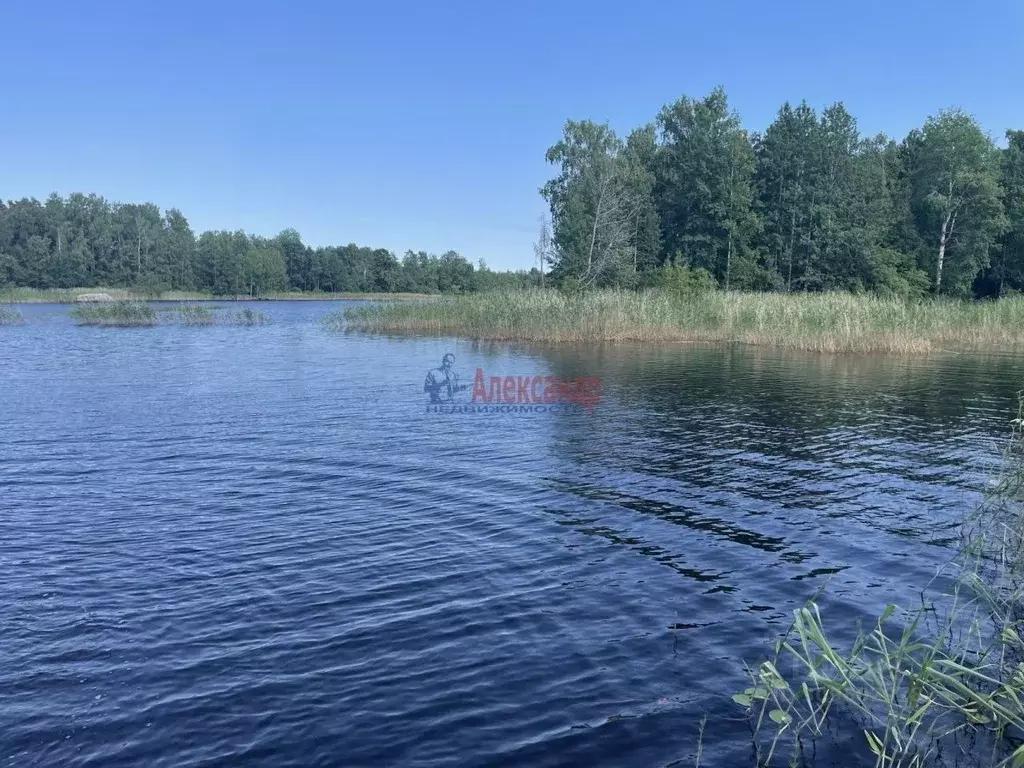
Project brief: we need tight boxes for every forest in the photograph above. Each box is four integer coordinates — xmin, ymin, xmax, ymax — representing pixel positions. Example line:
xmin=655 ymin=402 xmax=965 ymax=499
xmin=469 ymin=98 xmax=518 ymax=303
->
xmin=539 ymin=87 xmax=1024 ymax=298
xmin=5 ymin=87 xmax=1023 ymax=300
xmin=0 ymin=196 xmax=534 ymax=296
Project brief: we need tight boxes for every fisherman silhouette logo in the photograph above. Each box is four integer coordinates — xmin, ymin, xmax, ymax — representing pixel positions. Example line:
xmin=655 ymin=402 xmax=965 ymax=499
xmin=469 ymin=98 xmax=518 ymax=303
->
xmin=423 ymin=353 xmax=467 ymax=404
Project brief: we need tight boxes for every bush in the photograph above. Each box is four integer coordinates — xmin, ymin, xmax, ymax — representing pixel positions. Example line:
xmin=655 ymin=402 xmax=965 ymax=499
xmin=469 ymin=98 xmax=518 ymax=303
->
xmin=660 ymin=265 xmax=718 ymax=296
xmin=133 ymin=273 xmax=170 ymax=298
xmin=556 ymin=276 xmax=587 ymax=297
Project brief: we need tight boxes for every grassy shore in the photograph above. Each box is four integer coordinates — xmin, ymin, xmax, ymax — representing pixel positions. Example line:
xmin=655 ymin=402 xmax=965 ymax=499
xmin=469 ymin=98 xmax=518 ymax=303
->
xmin=0 ymin=286 xmax=435 ymax=303
xmin=340 ymin=289 xmax=1024 ymax=354
xmin=3 ymin=287 xmax=211 ymax=303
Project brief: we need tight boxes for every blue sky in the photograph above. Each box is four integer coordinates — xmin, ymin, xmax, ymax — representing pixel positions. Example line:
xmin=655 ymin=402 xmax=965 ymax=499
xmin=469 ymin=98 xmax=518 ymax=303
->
xmin=2 ymin=0 xmax=1022 ymax=271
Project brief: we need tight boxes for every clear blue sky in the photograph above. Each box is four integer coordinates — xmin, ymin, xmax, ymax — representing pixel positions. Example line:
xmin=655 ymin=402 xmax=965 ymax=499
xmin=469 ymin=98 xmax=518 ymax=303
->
xmin=2 ymin=0 xmax=1022 ymax=271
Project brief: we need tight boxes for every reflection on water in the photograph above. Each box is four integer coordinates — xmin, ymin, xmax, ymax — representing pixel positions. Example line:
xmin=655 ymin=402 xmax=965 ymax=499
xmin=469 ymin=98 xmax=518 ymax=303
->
xmin=1 ymin=303 xmax=1022 ymax=767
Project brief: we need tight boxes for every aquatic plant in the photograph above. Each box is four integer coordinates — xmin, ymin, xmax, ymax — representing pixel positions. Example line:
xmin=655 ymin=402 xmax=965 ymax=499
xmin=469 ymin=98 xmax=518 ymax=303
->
xmin=229 ymin=308 xmax=270 ymax=325
xmin=341 ymin=289 xmax=1024 ymax=354
xmin=177 ymin=304 xmax=217 ymax=325
xmin=70 ymin=300 xmax=157 ymax=327
xmin=694 ymin=714 xmax=707 ymax=767
xmin=320 ymin=310 xmax=346 ymax=331
xmin=0 ymin=306 xmax=24 ymax=324
xmin=733 ymin=404 xmax=1024 ymax=767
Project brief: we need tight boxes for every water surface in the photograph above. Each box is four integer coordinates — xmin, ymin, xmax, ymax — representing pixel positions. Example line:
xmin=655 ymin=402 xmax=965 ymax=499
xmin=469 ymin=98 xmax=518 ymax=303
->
xmin=2 ymin=301 xmax=1022 ymax=766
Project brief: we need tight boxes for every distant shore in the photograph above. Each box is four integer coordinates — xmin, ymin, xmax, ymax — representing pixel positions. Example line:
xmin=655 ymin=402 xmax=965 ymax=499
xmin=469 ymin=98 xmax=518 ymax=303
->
xmin=0 ymin=287 xmax=436 ymax=304
xmin=340 ymin=288 xmax=1024 ymax=355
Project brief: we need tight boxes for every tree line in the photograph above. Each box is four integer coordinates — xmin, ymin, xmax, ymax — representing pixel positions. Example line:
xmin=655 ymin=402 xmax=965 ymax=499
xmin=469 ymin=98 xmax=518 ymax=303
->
xmin=540 ymin=87 xmax=1024 ymax=297
xmin=0 ymin=194 xmax=536 ymax=295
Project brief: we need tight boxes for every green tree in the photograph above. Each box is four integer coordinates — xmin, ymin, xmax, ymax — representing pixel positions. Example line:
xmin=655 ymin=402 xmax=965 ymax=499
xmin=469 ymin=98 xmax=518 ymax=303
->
xmin=621 ymin=124 xmax=662 ymax=277
xmin=25 ymin=235 xmax=53 ymax=287
xmin=996 ymin=130 xmax=1024 ymax=294
xmin=161 ymin=209 xmax=197 ymax=290
xmin=276 ymin=228 xmax=309 ymax=291
xmin=0 ymin=250 xmax=18 ymax=285
xmin=0 ymin=192 xmax=491 ymax=295
xmin=436 ymin=251 xmax=474 ymax=292
xmin=244 ymin=243 xmax=288 ymax=295
xmin=370 ymin=249 xmax=400 ymax=291
xmin=541 ymin=120 xmax=647 ymax=286
xmin=808 ymin=106 xmax=925 ymax=294
xmin=657 ymin=86 xmax=762 ymax=288
xmin=754 ymin=102 xmax=820 ymax=291
xmin=912 ymin=109 xmax=1005 ymax=295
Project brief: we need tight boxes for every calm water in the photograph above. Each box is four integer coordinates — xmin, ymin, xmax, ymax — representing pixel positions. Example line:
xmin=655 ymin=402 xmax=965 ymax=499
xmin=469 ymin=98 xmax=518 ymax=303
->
xmin=2 ymin=301 xmax=1022 ymax=767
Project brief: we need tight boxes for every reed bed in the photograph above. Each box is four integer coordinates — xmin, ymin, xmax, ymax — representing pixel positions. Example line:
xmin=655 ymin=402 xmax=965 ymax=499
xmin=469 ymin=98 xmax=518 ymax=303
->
xmin=69 ymin=302 xmax=272 ymax=327
xmin=70 ymin=300 xmax=157 ymax=327
xmin=228 ymin=308 xmax=270 ymax=325
xmin=176 ymin=304 xmax=218 ymax=325
xmin=0 ymin=306 xmax=24 ymax=324
xmin=733 ymin=405 xmax=1024 ymax=767
xmin=340 ymin=290 xmax=1024 ymax=354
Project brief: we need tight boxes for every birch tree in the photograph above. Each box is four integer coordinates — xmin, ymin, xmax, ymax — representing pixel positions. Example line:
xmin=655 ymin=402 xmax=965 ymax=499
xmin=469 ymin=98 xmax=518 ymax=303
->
xmin=541 ymin=120 xmax=649 ymax=286
xmin=913 ymin=110 xmax=1005 ymax=295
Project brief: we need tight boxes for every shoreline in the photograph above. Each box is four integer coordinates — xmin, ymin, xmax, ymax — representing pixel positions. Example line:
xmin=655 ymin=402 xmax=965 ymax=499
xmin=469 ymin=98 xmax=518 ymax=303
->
xmin=0 ymin=289 xmax=436 ymax=304
xmin=332 ymin=326 xmax=1017 ymax=355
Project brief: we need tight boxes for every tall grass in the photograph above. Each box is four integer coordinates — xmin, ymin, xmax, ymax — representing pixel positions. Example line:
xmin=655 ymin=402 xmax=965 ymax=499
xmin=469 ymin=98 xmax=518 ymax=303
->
xmin=0 ymin=306 xmax=24 ymax=325
xmin=70 ymin=300 xmax=157 ymax=327
xmin=734 ymin=403 xmax=1024 ymax=767
xmin=341 ymin=289 xmax=1024 ymax=354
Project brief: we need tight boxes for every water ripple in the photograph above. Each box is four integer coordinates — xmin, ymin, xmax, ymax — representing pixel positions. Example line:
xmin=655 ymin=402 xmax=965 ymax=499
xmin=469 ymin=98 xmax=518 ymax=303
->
xmin=1 ymin=303 xmax=1021 ymax=766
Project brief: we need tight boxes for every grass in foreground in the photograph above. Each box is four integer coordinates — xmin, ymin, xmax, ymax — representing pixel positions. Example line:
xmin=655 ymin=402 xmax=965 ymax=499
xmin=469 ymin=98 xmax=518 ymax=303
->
xmin=340 ymin=289 xmax=1024 ymax=354
xmin=70 ymin=300 xmax=157 ymax=327
xmin=730 ymin=406 xmax=1024 ymax=767
xmin=0 ymin=306 xmax=24 ymax=324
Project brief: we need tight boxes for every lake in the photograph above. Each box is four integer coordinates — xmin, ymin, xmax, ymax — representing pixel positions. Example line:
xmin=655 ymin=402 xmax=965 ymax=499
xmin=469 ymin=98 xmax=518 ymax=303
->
xmin=2 ymin=301 xmax=1022 ymax=767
